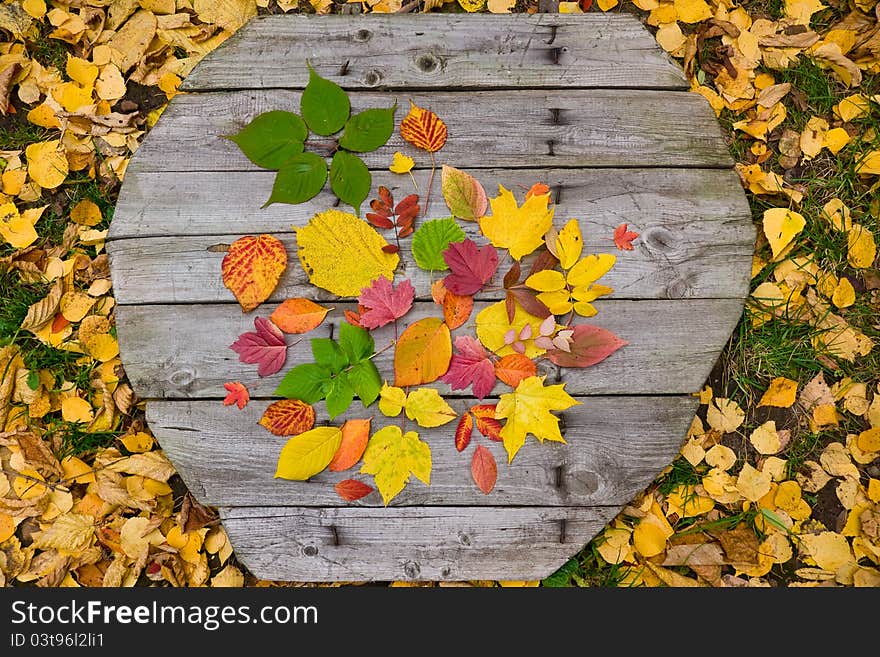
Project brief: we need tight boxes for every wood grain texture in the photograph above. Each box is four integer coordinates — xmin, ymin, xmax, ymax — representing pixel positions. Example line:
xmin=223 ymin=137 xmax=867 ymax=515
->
xmin=218 ymin=505 xmax=620 ymax=581
xmin=149 ymin=395 xmax=695 ymax=507
xmin=126 ymin=89 xmax=732 ymax=174
xmin=181 ymin=14 xmax=688 ymax=92
xmin=116 ymin=299 xmax=744 ymax=400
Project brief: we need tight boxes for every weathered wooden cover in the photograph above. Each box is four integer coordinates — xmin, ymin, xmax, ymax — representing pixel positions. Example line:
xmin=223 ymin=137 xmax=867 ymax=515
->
xmin=106 ymin=14 xmax=754 ymax=582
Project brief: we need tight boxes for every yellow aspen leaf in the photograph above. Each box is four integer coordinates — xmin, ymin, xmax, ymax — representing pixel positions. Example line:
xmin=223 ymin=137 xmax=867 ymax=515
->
xmin=96 ymin=64 xmax=127 ymax=102
xmin=13 ymin=468 xmax=48 ymax=499
xmin=60 ymin=291 xmax=95 ymax=322
xmin=847 ymin=224 xmax=876 ymax=269
xmin=360 ymin=425 xmax=431 ymax=505
xmin=378 ymin=383 xmax=407 ymax=417
xmin=295 ymin=209 xmax=398 ymax=297
xmin=706 ymin=397 xmax=745 ymax=433
xmin=457 ymin=0 xmax=485 ymax=11
xmin=66 ymin=55 xmax=98 ymax=86
xmin=831 ymin=277 xmax=855 ymax=308
xmin=61 ymin=456 xmax=95 ymax=484
xmin=0 ymin=513 xmax=15 ymax=542
xmin=404 ymin=388 xmax=457 ymax=428
xmin=655 ymin=22 xmax=687 ymax=54
xmin=475 ymin=299 xmax=547 ymax=359
xmin=705 ymin=444 xmax=737 ymax=470
xmin=785 ymin=0 xmax=826 ymax=24
xmin=763 ymin=208 xmax=805 ymax=259
xmin=750 ymin=421 xmax=782 ymax=455
xmin=274 ymin=426 xmax=343 ymax=480
xmin=487 ymin=0 xmax=516 ymax=11
xmin=758 ymin=376 xmax=798 ymax=408
xmin=70 ymin=199 xmax=102 ymax=226
xmin=495 ymin=375 xmax=579 ymax=462
xmin=812 ymin=403 xmax=839 ymax=427
xmin=212 ymin=564 xmax=245 ymax=587
xmin=632 ymin=519 xmax=668 ymax=558
xmin=674 ymin=0 xmax=713 ymax=23
xmin=221 ymin=234 xmax=288 ymax=312
xmin=479 ymin=184 xmax=554 ymax=260
xmin=82 ymin=333 xmax=119 ymax=362
xmin=2 ymin=169 xmax=26 ymax=196
xmin=855 ymin=150 xmax=880 ymax=175
xmin=833 ymin=94 xmax=870 ymax=122
xmin=823 ymin=127 xmax=850 ymax=154
xmin=389 ymin=151 xmax=414 ymax=174
xmin=27 ymin=103 xmax=60 ymax=128
xmin=799 ymin=116 xmax=828 ymax=159
xmin=797 ymin=531 xmax=853 ymax=572
xmin=858 ymin=427 xmax=880 ymax=453
xmin=22 ymin=0 xmax=46 ymax=18
xmin=596 ymin=527 xmax=634 ymax=564
xmin=61 ymin=396 xmax=94 ymax=423
xmin=25 ymin=140 xmax=68 ymax=189
xmin=121 ymin=432 xmax=154 ymax=453
xmin=393 ymin=317 xmax=451 ymax=387
xmin=666 ymin=484 xmax=714 ymax=517
xmin=0 ymin=202 xmax=38 ymax=248
xmin=867 ymin=479 xmax=880 ymax=503
xmin=53 ymin=82 xmax=94 ymax=112
xmin=736 ymin=463 xmax=772 ymax=501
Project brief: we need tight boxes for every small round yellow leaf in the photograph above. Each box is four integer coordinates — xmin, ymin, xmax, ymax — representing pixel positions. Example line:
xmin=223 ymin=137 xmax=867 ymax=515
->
xmin=121 ymin=431 xmax=154 ymax=453
xmin=61 ymin=456 xmax=96 ymax=484
xmin=0 ymin=513 xmax=17 ymax=542
xmin=82 ymin=333 xmax=119 ymax=362
xmin=831 ymin=277 xmax=856 ymax=308
xmin=62 ymin=396 xmax=94 ymax=423
xmin=13 ymin=468 xmax=48 ymax=499
xmin=758 ymin=377 xmax=798 ymax=408
xmin=750 ymin=421 xmax=782 ymax=455
xmin=25 ymin=140 xmax=69 ymax=190
xmin=632 ymin=520 xmax=668 ymax=558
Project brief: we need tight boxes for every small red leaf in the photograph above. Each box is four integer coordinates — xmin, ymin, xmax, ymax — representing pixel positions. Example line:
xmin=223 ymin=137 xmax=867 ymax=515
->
xmin=369 ymin=199 xmax=391 ymax=214
xmin=335 ymin=479 xmax=374 ymax=502
xmin=382 ymin=244 xmax=400 ymax=254
xmin=613 ymin=223 xmax=639 ymax=251
xmin=344 ymin=309 xmax=364 ymax=326
xmin=367 ymin=212 xmax=395 ymax=229
xmin=454 ymin=412 xmax=473 ymax=452
xmin=471 ymin=445 xmax=497 ymax=494
xmin=229 ymin=316 xmax=288 ymax=377
xmin=397 ymin=225 xmax=414 ymax=239
xmin=545 ymin=324 xmax=628 ymax=368
xmin=503 ymin=262 xmax=521 ymax=289
xmin=378 ymin=186 xmax=393 ymax=207
xmin=51 ymin=313 xmax=70 ymax=333
xmin=222 ymin=381 xmax=250 ymax=409
xmin=470 ymin=404 xmax=503 ymax=441
xmin=441 ymin=336 xmax=496 ymax=400
xmin=525 ymin=182 xmax=551 ymax=200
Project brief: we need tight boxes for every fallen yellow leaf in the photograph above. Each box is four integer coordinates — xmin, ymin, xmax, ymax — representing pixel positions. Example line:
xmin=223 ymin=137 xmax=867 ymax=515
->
xmin=758 ymin=377 xmax=798 ymax=408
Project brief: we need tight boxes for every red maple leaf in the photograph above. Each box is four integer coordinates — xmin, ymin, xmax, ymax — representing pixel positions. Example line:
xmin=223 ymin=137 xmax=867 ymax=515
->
xmin=442 ymin=239 xmax=499 ymax=296
xmin=222 ymin=381 xmax=250 ymax=409
xmin=357 ymin=277 xmax=415 ymax=329
xmin=613 ymin=223 xmax=639 ymax=251
xmin=440 ymin=336 xmax=496 ymax=400
xmin=229 ymin=316 xmax=288 ymax=377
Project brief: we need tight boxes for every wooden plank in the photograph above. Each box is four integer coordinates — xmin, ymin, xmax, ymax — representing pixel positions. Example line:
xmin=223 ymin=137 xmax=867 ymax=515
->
xmin=218 ymin=505 xmax=619 ymax=581
xmin=107 ymin=167 xmax=752 ymax=240
xmin=127 ymin=89 xmax=732 ymax=173
xmin=115 ymin=298 xmax=744 ymax=399
xmin=149 ymin=395 xmax=695 ymax=508
xmin=180 ymin=14 xmax=688 ymax=92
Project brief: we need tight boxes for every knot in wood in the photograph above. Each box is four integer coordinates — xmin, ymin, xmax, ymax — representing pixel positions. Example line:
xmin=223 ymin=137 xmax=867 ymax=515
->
xmin=415 ymin=53 xmax=441 ymax=74
xmin=363 ymin=69 xmax=384 ymax=87
xmin=403 ymin=561 xmax=420 ymax=578
xmin=643 ymin=226 xmax=678 ymax=254
xmin=571 ymin=471 xmax=599 ymax=495
xmin=302 ymin=544 xmax=319 ymax=557
xmin=354 ymin=28 xmax=372 ymax=43
xmin=168 ymin=367 xmax=196 ymax=388
xmin=457 ymin=532 xmax=472 ymax=546
xmin=665 ymin=276 xmax=694 ymax=299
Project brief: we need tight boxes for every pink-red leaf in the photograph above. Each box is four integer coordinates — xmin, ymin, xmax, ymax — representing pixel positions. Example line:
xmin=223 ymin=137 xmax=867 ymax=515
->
xmin=470 ymin=404 xmax=503 ymax=441
xmin=441 ymin=335 xmax=496 ymax=400
xmin=471 ymin=445 xmax=497 ymax=494
xmin=335 ymin=479 xmax=374 ymax=502
xmin=545 ymin=324 xmax=628 ymax=368
xmin=454 ymin=412 xmax=473 ymax=452
xmin=613 ymin=223 xmax=639 ymax=251
xmin=229 ymin=317 xmax=288 ymax=376
xmin=442 ymin=239 xmax=499 ymax=296
xmin=222 ymin=381 xmax=250 ymax=409
xmin=357 ymin=277 xmax=415 ymax=329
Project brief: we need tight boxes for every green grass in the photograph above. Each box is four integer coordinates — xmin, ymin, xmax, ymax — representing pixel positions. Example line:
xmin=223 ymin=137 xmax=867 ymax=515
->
xmin=0 ymin=120 xmax=52 ymax=151
xmin=778 ymin=59 xmax=841 ymax=129
xmin=27 ymin=27 xmax=69 ymax=72
xmin=656 ymin=457 xmax=701 ymax=496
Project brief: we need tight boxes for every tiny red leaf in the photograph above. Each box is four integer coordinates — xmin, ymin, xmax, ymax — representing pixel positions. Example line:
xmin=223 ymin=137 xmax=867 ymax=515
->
xmin=367 ymin=212 xmax=395 ymax=229
xmin=382 ymin=244 xmax=400 ymax=254
xmin=222 ymin=381 xmax=250 ymax=409
xmin=378 ymin=186 xmax=393 ymax=207
xmin=613 ymin=223 xmax=640 ymax=251
xmin=505 ymin=292 xmax=517 ymax=323
xmin=397 ymin=225 xmax=414 ymax=239
xmin=471 ymin=445 xmax=497 ymax=494
xmin=395 ymin=194 xmax=419 ymax=213
xmin=525 ymin=182 xmax=551 ymax=200
xmin=51 ymin=313 xmax=70 ymax=333
xmin=503 ymin=262 xmax=521 ymax=289
xmin=344 ymin=309 xmax=364 ymax=326
xmin=454 ymin=412 xmax=473 ymax=452
xmin=335 ymin=479 xmax=374 ymax=502
xmin=369 ymin=199 xmax=391 ymax=215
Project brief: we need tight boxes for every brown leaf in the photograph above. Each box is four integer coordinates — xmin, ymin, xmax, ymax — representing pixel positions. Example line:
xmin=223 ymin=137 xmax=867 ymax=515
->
xmin=113 ymin=383 xmax=135 ymax=415
xmin=16 ymin=432 xmax=61 ymax=478
xmin=20 ymin=280 xmax=63 ymax=331
xmin=178 ymin=492 xmax=216 ymax=534
xmin=710 ymin=523 xmax=760 ymax=565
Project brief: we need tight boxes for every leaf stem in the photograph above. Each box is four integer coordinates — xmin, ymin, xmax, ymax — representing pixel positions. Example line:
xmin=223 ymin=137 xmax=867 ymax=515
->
xmin=423 ymin=151 xmax=436 ymax=216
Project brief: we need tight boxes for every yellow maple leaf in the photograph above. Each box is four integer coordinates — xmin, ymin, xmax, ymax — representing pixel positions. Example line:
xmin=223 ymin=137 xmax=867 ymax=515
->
xmin=479 ymin=184 xmax=554 ymax=260
xmin=389 ymin=151 xmax=414 ymax=174
xmin=0 ymin=202 xmax=38 ymax=249
xmin=360 ymin=425 xmax=431 ymax=505
xmin=274 ymin=426 xmax=343 ymax=480
xmin=295 ymin=209 xmax=399 ymax=297
xmin=404 ymin=388 xmax=457 ymax=428
xmin=763 ymin=208 xmax=805 ymax=259
xmin=495 ymin=375 xmax=579 ymax=462
xmin=25 ymin=140 xmax=69 ymax=189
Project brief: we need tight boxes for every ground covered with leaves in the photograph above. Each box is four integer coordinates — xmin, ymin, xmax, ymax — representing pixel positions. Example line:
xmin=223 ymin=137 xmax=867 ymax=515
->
xmin=0 ymin=0 xmax=878 ymax=588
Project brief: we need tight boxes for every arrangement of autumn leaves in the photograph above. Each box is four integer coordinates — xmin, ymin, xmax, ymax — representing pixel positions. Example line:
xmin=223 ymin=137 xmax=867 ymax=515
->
xmin=218 ymin=65 xmax=633 ymax=504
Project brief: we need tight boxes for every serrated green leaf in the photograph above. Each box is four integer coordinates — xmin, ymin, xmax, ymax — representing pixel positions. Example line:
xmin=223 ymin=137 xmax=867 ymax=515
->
xmin=264 ymin=152 xmax=327 ymax=207
xmin=275 ymin=363 xmax=331 ymax=403
xmin=330 ymin=151 xmax=371 ymax=215
xmin=411 ymin=217 xmax=466 ymax=271
xmin=348 ymin=359 xmax=382 ymax=407
xmin=325 ymin=372 xmax=355 ymax=419
xmin=338 ymin=322 xmax=374 ymax=363
xmin=301 ymin=62 xmax=350 ymax=136
xmin=338 ymin=105 xmax=396 ymax=153
xmin=227 ymin=111 xmax=307 ymax=169
xmin=275 ymin=426 xmax=343 ymax=480
xmin=311 ymin=337 xmax=349 ymax=373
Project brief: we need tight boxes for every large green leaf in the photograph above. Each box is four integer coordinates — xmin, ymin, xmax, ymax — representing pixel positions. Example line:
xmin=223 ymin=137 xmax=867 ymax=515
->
xmin=226 ymin=110 xmax=307 ymax=169
xmin=275 ymin=363 xmax=331 ymax=403
xmin=330 ymin=151 xmax=371 ymax=215
xmin=338 ymin=105 xmax=396 ymax=153
xmin=311 ymin=337 xmax=349 ymax=374
xmin=338 ymin=322 xmax=374 ymax=363
xmin=300 ymin=62 xmax=350 ymax=136
xmin=348 ymin=359 xmax=382 ymax=407
xmin=325 ymin=372 xmax=355 ymax=419
xmin=263 ymin=152 xmax=327 ymax=207
xmin=411 ymin=217 xmax=466 ymax=271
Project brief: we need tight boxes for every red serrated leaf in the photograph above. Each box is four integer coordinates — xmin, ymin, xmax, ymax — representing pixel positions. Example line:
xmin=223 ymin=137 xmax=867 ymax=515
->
xmin=441 ymin=335 xmax=496 ymax=400
xmin=470 ymin=404 xmax=502 ymax=441
xmin=454 ymin=412 xmax=473 ymax=452
xmin=258 ymin=399 xmax=316 ymax=436
xmin=382 ymin=244 xmax=400 ymax=254
xmin=229 ymin=316 xmax=288 ymax=376
xmin=400 ymin=102 xmax=447 ymax=153
xmin=503 ymin=261 xmax=521 ymax=289
xmin=509 ymin=288 xmax=552 ymax=319
xmin=378 ymin=186 xmax=393 ymax=208
xmin=335 ymin=479 xmax=374 ymax=502
xmin=367 ymin=212 xmax=395 ymax=229
xmin=442 ymin=239 xmax=499 ymax=296
xmin=494 ymin=353 xmax=537 ymax=388
xmin=471 ymin=445 xmax=497 ymax=494
xmin=221 ymin=234 xmax=287 ymax=312
xmin=222 ymin=381 xmax=250 ymax=409
xmin=613 ymin=223 xmax=640 ymax=251
xmin=358 ymin=277 xmax=415 ymax=329
xmin=545 ymin=324 xmax=628 ymax=368
xmin=329 ymin=418 xmax=371 ymax=472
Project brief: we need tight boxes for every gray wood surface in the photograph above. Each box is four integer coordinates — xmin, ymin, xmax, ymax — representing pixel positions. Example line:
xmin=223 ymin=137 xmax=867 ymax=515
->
xmin=218 ymin=505 xmax=620 ymax=581
xmin=181 ymin=14 xmax=688 ymax=92
xmin=149 ymin=396 xmax=695 ymax=507
xmin=116 ymin=299 xmax=744 ymax=400
xmin=127 ymin=89 xmax=732 ymax=174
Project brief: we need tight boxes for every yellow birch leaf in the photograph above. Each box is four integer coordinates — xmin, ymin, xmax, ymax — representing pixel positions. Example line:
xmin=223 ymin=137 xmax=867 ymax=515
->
xmin=0 ymin=513 xmax=15 ymax=542
xmin=858 ymin=427 xmax=880 ymax=453
xmin=706 ymin=398 xmax=745 ymax=433
xmin=655 ymin=22 xmax=687 ymax=54
xmin=360 ymin=425 xmax=431 ymax=505
xmin=404 ymin=388 xmax=457 ymax=428
xmin=22 ymin=0 xmax=46 ymax=18
xmin=27 ymin=103 xmax=60 ymax=129
xmin=479 ymin=184 xmax=554 ymax=260
xmin=737 ymin=463 xmax=772 ymax=501
xmin=495 ymin=375 xmax=579 ymax=462
xmin=705 ymin=444 xmax=737 ymax=471
xmin=632 ymin=519 xmax=668 ymax=558
xmin=833 ymin=94 xmax=870 ymax=122
xmin=750 ymin=421 xmax=782 ymax=455
xmin=60 ymin=291 xmax=95 ymax=322
xmin=61 ymin=456 xmax=95 ymax=484
xmin=855 ymin=151 xmax=880 ymax=175
xmin=82 ymin=332 xmax=119 ymax=362
xmin=61 ymin=396 xmax=94 ymax=423
xmin=0 ymin=202 xmax=38 ymax=248
xmin=378 ymin=383 xmax=406 ymax=417
xmin=487 ymin=0 xmax=515 ymax=11
xmin=823 ymin=128 xmax=850 ymax=155
xmin=66 ymin=55 xmax=98 ymax=86
xmin=797 ymin=531 xmax=853 ymax=572
xmin=674 ymin=0 xmax=712 ymax=22
xmin=53 ymin=81 xmax=94 ymax=112
xmin=70 ymin=199 xmax=102 ymax=226
xmin=785 ymin=0 xmax=826 ymax=24
xmin=389 ymin=151 xmax=414 ymax=174
xmin=758 ymin=377 xmax=798 ymax=408
xmin=847 ymin=224 xmax=876 ymax=269
xmin=274 ymin=426 xmax=343 ymax=480
xmin=25 ymin=140 xmax=68 ymax=189
xmin=553 ymin=219 xmax=584 ymax=270
xmin=597 ymin=0 xmax=618 ymax=10
xmin=596 ymin=527 xmax=633 ymax=564
xmin=121 ymin=431 xmax=154 ymax=453
xmin=763 ymin=208 xmax=805 ymax=259
xmin=296 ymin=209 xmax=398 ymax=297
xmin=2 ymin=169 xmax=26 ymax=196
xmin=800 ymin=116 xmax=828 ymax=159
xmin=831 ymin=277 xmax=855 ymax=308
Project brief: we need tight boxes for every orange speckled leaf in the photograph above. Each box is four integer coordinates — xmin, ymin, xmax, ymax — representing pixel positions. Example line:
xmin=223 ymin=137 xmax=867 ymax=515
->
xmin=494 ymin=353 xmax=537 ymax=388
xmin=394 ymin=317 xmax=452 ymax=387
xmin=329 ymin=418 xmax=372 ymax=472
xmin=222 ymin=235 xmax=287 ymax=312
xmin=270 ymin=297 xmax=330 ymax=334
xmin=471 ymin=404 xmax=503 ymax=441
xmin=399 ymin=101 xmax=447 ymax=153
xmin=442 ymin=290 xmax=473 ymax=330
xmin=454 ymin=412 xmax=473 ymax=452
xmin=258 ymin=399 xmax=315 ymax=436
